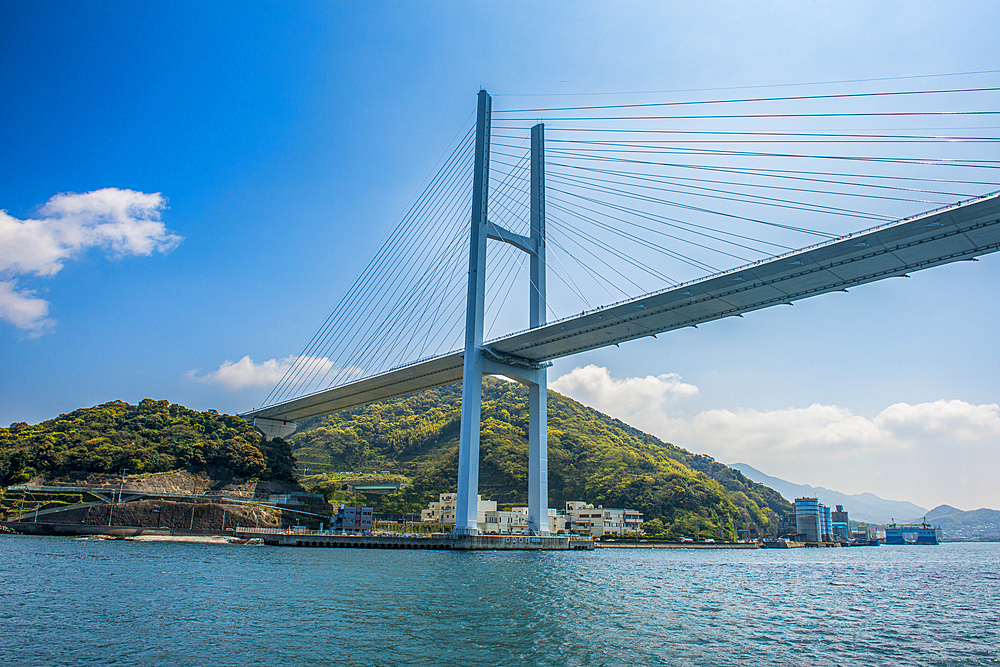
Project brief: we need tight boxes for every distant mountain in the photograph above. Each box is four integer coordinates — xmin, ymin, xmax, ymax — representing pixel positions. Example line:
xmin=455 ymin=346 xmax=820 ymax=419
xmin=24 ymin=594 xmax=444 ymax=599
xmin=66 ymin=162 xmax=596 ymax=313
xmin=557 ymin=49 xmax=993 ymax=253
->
xmin=925 ymin=505 xmax=962 ymax=521
xmin=730 ymin=463 xmax=927 ymax=524
xmin=923 ymin=505 xmax=1000 ymax=540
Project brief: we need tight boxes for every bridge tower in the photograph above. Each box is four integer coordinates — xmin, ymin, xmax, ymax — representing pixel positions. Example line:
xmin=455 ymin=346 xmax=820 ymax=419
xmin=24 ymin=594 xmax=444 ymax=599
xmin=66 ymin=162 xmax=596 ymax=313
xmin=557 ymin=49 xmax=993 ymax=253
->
xmin=454 ymin=90 xmax=550 ymax=536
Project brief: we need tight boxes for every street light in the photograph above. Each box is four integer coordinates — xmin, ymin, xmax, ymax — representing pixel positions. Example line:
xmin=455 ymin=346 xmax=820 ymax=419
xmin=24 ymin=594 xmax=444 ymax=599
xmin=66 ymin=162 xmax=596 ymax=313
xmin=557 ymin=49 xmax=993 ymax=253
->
xmin=108 ymin=468 xmax=127 ymax=527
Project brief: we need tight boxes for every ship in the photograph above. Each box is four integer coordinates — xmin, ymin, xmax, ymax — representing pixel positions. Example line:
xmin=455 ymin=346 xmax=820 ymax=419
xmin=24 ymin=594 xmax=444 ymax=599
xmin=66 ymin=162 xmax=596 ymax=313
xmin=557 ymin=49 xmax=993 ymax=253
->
xmin=884 ymin=519 xmax=941 ymax=545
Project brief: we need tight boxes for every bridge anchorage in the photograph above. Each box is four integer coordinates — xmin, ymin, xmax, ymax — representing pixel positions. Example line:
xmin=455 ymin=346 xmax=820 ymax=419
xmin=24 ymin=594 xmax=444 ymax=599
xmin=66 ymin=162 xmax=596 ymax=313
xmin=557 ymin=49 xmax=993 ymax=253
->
xmin=245 ymin=88 xmax=1000 ymax=537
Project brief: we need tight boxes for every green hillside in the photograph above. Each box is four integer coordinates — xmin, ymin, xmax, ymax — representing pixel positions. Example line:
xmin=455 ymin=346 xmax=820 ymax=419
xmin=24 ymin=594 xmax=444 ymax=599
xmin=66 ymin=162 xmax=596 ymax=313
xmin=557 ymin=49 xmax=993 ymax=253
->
xmin=0 ymin=399 xmax=296 ymax=485
xmin=292 ymin=378 xmax=790 ymax=540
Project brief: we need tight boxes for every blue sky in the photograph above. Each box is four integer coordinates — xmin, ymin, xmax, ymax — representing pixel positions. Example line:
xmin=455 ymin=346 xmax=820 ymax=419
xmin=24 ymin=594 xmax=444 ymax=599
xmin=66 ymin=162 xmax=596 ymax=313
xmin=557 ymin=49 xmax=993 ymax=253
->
xmin=2 ymin=2 xmax=998 ymax=510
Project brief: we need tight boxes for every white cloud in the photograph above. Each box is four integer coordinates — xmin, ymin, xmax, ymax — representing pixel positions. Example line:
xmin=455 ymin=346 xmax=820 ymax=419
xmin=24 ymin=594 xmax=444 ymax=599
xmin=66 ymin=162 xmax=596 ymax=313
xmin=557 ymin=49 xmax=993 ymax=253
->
xmin=0 ymin=280 xmax=53 ymax=335
xmin=0 ymin=188 xmax=180 ymax=332
xmin=876 ymin=399 xmax=1000 ymax=442
xmin=550 ymin=365 xmax=1000 ymax=509
xmin=189 ymin=355 xmax=344 ymax=391
xmin=550 ymin=364 xmax=698 ymax=420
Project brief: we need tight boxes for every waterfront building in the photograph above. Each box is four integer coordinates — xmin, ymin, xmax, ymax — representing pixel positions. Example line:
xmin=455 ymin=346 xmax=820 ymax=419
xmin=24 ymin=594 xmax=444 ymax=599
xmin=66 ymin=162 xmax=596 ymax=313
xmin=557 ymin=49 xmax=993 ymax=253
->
xmin=565 ymin=501 xmax=642 ymax=537
xmin=794 ymin=497 xmax=822 ymax=542
xmin=421 ymin=493 xmax=497 ymax=532
xmin=547 ymin=507 xmax=567 ymax=534
xmin=484 ymin=507 xmax=530 ymax=534
xmin=776 ymin=511 xmax=798 ymax=538
xmin=424 ymin=494 xmax=569 ymax=534
xmin=851 ymin=523 xmax=874 ymax=541
xmin=832 ymin=505 xmax=849 ymax=540
xmin=482 ymin=507 xmax=568 ymax=534
xmin=334 ymin=504 xmax=373 ymax=533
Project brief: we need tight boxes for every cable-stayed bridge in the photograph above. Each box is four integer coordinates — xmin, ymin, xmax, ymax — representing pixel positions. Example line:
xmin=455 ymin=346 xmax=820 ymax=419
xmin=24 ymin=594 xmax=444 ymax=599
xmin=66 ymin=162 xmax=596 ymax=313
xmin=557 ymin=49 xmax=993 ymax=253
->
xmin=244 ymin=84 xmax=1000 ymax=537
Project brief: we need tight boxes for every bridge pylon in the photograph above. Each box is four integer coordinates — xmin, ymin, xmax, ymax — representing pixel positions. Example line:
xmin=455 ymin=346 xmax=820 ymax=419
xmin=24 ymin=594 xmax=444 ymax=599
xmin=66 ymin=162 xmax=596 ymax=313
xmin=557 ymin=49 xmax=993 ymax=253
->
xmin=454 ymin=90 xmax=550 ymax=536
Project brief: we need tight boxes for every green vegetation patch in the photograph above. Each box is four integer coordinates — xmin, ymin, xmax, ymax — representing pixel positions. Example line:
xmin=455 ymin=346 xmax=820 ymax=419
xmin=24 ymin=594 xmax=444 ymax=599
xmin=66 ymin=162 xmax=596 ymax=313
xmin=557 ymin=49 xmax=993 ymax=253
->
xmin=290 ymin=379 xmax=791 ymax=540
xmin=0 ymin=399 xmax=296 ymax=485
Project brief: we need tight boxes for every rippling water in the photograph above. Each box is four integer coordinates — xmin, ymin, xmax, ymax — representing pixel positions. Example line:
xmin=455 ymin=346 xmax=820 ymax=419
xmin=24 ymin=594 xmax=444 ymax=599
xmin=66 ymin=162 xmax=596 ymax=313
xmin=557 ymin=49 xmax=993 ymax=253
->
xmin=1 ymin=536 xmax=997 ymax=666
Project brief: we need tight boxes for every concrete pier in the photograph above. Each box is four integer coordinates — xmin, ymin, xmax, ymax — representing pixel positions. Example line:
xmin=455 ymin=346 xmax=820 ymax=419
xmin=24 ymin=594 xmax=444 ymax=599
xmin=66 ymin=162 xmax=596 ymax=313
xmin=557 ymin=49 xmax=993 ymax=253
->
xmin=245 ymin=530 xmax=594 ymax=551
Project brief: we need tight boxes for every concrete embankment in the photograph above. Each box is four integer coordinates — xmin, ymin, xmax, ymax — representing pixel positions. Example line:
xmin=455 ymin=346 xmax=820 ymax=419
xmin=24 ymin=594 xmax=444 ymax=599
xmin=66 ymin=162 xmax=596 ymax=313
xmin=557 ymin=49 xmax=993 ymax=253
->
xmin=0 ymin=521 xmax=250 ymax=544
xmin=596 ymin=541 xmax=761 ymax=549
xmin=247 ymin=531 xmax=595 ymax=551
xmin=2 ymin=498 xmax=281 ymax=532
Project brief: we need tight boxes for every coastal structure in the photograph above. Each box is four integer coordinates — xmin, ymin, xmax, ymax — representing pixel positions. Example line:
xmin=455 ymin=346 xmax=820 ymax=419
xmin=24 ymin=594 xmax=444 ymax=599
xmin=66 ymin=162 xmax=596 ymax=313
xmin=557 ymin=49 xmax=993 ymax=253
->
xmin=483 ymin=507 xmax=569 ymax=534
xmin=420 ymin=495 xmax=637 ymax=537
xmin=794 ymin=497 xmax=823 ymax=542
xmin=832 ymin=505 xmax=850 ymax=540
xmin=483 ymin=507 xmax=530 ymax=534
xmin=421 ymin=493 xmax=496 ymax=531
xmin=333 ymin=505 xmax=374 ymax=533
xmin=565 ymin=501 xmax=643 ymax=537
xmin=790 ymin=497 xmax=841 ymax=543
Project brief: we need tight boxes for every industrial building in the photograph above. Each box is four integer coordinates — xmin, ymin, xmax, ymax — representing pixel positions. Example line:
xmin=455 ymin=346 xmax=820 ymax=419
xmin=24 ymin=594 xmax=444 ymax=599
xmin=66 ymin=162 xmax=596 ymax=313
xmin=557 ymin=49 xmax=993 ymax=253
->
xmin=790 ymin=497 xmax=841 ymax=542
xmin=831 ymin=505 xmax=850 ymax=540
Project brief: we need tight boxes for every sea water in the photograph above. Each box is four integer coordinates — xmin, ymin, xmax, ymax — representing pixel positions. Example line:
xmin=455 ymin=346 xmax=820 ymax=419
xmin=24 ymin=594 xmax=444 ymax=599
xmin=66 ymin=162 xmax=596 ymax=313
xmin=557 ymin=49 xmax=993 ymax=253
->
xmin=1 ymin=536 xmax=997 ymax=666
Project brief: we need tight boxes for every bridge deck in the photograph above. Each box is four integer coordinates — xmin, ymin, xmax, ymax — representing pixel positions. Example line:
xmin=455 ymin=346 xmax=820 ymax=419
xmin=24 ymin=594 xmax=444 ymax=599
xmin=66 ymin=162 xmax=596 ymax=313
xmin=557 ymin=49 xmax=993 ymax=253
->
xmin=245 ymin=192 xmax=1000 ymax=424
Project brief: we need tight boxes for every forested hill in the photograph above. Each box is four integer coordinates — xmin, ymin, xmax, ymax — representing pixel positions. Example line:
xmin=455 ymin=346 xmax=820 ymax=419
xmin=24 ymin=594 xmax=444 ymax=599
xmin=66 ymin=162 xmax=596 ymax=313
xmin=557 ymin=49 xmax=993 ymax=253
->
xmin=291 ymin=378 xmax=791 ymax=540
xmin=0 ymin=399 xmax=296 ymax=485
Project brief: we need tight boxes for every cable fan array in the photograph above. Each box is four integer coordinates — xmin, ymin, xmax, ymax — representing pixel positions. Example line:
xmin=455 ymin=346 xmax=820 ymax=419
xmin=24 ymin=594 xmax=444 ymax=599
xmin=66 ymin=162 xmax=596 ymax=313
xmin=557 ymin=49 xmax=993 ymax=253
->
xmin=260 ymin=75 xmax=1000 ymax=410
xmin=488 ymin=81 xmax=1000 ymax=330
xmin=261 ymin=122 xmax=477 ymax=408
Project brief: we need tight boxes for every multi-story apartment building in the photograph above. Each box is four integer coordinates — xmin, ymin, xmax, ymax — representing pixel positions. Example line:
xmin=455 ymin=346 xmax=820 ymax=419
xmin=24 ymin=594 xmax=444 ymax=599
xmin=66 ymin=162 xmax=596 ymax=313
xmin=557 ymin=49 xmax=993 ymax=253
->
xmin=565 ymin=501 xmax=642 ymax=537
xmin=333 ymin=504 xmax=374 ymax=533
xmin=420 ymin=493 xmax=497 ymax=531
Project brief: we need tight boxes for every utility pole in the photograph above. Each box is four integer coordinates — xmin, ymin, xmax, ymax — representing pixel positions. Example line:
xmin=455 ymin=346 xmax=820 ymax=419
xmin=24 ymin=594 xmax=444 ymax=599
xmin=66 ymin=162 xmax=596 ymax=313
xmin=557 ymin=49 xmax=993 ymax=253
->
xmin=109 ymin=468 xmax=127 ymax=527
xmin=189 ymin=475 xmax=197 ymax=530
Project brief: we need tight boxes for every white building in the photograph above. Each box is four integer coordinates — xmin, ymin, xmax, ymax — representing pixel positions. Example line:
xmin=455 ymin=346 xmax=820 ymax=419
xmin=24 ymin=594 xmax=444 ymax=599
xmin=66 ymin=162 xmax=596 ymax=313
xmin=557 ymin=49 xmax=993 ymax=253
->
xmin=421 ymin=493 xmax=497 ymax=531
xmin=483 ymin=506 xmax=568 ymax=534
xmin=547 ymin=508 xmax=567 ymax=534
xmin=423 ymin=494 xmax=571 ymax=535
xmin=565 ymin=501 xmax=642 ymax=537
xmin=484 ymin=507 xmax=529 ymax=534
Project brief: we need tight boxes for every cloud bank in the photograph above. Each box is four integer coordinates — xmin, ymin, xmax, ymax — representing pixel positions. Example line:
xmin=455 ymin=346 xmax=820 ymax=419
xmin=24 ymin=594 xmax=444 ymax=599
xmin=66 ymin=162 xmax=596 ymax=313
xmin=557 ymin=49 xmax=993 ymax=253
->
xmin=551 ymin=365 xmax=1000 ymax=509
xmin=0 ymin=188 xmax=180 ymax=333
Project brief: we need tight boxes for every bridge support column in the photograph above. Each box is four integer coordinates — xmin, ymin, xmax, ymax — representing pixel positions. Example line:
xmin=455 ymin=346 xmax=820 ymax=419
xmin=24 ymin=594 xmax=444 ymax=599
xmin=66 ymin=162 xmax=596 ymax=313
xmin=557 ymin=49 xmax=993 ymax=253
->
xmin=527 ymin=377 xmax=549 ymax=535
xmin=456 ymin=97 xmax=550 ymax=537
xmin=527 ymin=123 xmax=548 ymax=536
xmin=454 ymin=90 xmax=492 ymax=536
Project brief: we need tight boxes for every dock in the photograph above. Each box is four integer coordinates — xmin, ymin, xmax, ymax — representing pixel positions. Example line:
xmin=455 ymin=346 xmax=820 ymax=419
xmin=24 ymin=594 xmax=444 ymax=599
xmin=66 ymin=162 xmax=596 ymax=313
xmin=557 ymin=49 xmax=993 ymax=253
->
xmin=239 ymin=529 xmax=594 ymax=551
xmin=596 ymin=541 xmax=760 ymax=549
